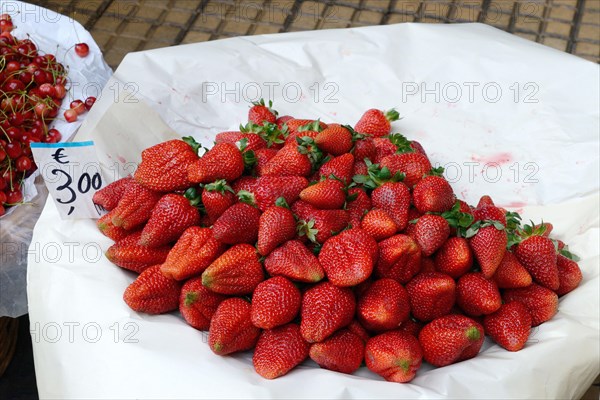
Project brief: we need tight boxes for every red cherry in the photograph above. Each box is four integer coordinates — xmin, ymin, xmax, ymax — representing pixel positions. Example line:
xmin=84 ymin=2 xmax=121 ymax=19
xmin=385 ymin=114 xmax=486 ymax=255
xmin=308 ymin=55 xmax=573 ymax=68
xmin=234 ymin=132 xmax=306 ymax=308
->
xmin=70 ymin=100 xmax=85 ymax=115
xmin=54 ymin=84 xmax=66 ymax=99
xmin=34 ymin=102 xmax=50 ymax=118
xmin=0 ymin=180 xmax=6 ymax=192
xmin=74 ymin=43 xmax=89 ymax=57
xmin=15 ymin=156 xmax=32 ymax=172
xmin=6 ymin=189 xmax=23 ymax=204
xmin=5 ymin=142 xmax=22 ymax=159
xmin=33 ymin=69 xmax=48 ymax=85
xmin=39 ymin=82 xmax=57 ymax=98
xmin=3 ymin=78 xmax=25 ymax=92
xmin=5 ymin=60 xmax=20 ymax=73
xmin=0 ymin=204 xmax=5 ymax=216
xmin=0 ymin=148 xmax=6 ymax=162
xmin=0 ymin=14 xmax=11 ymax=21
xmin=45 ymin=128 xmax=62 ymax=143
xmin=0 ymin=19 xmax=14 ymax=33
xmin=5 ymin=126 xmax=21 ymax=141
xmin=84 ymin=96 xmax=96 ymax=110
xmin=8 ymin=112 xmax=24 ymax=126
xmin=19 ymin=71 xmax=33 ymax=84
xmin=64 ymin=109 xmax=78 ymax=123
xmin=0 ymin=191 xmax=6 ymax=204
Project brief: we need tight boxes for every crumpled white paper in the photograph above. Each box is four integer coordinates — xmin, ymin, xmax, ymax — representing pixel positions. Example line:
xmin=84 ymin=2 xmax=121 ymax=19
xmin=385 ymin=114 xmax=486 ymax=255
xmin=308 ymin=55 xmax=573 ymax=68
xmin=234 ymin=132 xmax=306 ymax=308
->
xmin=0 ymin=0 xmax=112 ymax=317
xmin=28 ymin=23 xmax=599 ymax=399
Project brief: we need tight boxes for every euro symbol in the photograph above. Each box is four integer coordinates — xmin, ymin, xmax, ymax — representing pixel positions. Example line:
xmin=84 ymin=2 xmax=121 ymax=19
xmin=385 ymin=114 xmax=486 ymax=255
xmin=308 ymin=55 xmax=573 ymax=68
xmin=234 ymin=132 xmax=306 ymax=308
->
xmin=52 ymin=148 xmax=68 ymax=164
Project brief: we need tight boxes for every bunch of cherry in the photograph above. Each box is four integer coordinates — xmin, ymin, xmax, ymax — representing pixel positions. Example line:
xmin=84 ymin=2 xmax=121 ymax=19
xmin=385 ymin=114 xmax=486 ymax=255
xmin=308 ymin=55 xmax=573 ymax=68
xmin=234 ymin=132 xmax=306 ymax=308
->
xmin=0 ymin=14 xmax=94 ymax=216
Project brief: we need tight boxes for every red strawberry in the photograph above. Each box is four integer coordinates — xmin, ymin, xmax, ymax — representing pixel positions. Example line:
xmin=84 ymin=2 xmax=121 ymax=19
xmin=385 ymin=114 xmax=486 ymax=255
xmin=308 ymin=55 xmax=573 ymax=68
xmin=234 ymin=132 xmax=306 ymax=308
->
xmin=399 ymin=318 xmax=424 ymax=338
xmin=253 ymin=323 xmax=309 ymax=379
xmin=264 ymin=240 xmax=324 ymax=283
xmin=92 ymin=176 xmax=133 ymax=211
xmin=97 ymin=210 xmax=130 ymax=242
xmin=371 ymin=182 xmax=411 ymax=231
xmin=111 ymin=181 xmax=162 ymax=230
xmin=477 ymin=195 xmax=495 ymax=208
xmin=139 ymin=194 xmax=201 ymax=247
xmin=215 ymin=131 xmax=267 ymax=152
xmin=419 ymin=314 xmax=484 ymax=367
xmin=473 ymin=205 xmax=506 ymax=226
xmin=300 ymin=282 xmax=356 ymax=343
xmin=412 ymin=175 xmax=455 ymax=214
xmin=413 ymin=214 xmax=450 ymax=257
xmin=354 ymin=108 xmax=399 ymax=137
xmin=240 ymin=175 xmax=308 ymax=211
xmin=365 ymin=330 xmax=422 ymax=383
xmin=276 ymin=115 xmax=293 ymax=130
xmin=318 ymin=153 xmax=354 ymax=184
xmin=468 ymin=222 xmax=507 ymax=278
xmin=353 ymin=136 xmax=377 ymax=161
xmin=257 ymin=201 xmax=297 ymax=256
xmin=254 ymin=148 xmax=278 ymax=175
xmin=212 ymin=202 xmax=261 ymax=245
xmin=503 ymin=284 xmax=558 ymax=326
xmin=123 ymin=265 xmax=181 ymax=314
xmin=483 ymin=301 xmax=532 ymax=351
xmin=105 ymin=231 xmax=171 ymax=273
xmin=434 ymin=237 xmax=473 ymax=279
xmin=202 ymin=244 xmax=263 ymax=295
xmin=406 ymin=272 xmax=456 ymax=322
xmin=160 ymin=227 xmax=226 ymax=280
xmin=376 ymin=234 xmax=422 ymax=284
xmin=358 ymin=278 xmax=410 ymax=331
xmin=286 ymin=119 xmax=327 ymax=134
xmin=202 ymin=180 xmax=236 ymax=224
xmin=309 ymin=329 xmax=365 ymax=374
xmin=492 ymin=251 xmax=532 ymax=289
xmin=248 ymin=99 xmax=277 ymax=125
xmin=361 ymin=208 xmax=397 ymax=241
xmin=347 ymin=320 xmax=371 ymax=343
xmin=134 ymin=138 xmax=199 ymax=192
xmin=514 ymin=234 xmax=559 ymax=290
xmin=456 ymin=272 xmax=502 ymax=316
xmin=373 ymin=137 xmax=397 ymax=163
xmin=315 ymin=125 xmax=353 ymax=155
xmin=410 ymin=140 xmax=427 ymax=156
xmin=556 ymin=254 xmax=582 ymax=296
xmin=299 ymin=178 xmax=346 ymax=210
xmin=319 ymin=228 xmax=378 ymax=287
xmin=208 ymin=298 xmax=260 ymax=355
xmin=188 ymin=142 xmax=244 ymax=184
xmin=353 ymin=159 xmax=368 ymax=176
xmin=294 ymin=200 xmax=349 ymax=244
xmin=380 ymin=152 xmax=432 ymax=188
xmin=260 ymin=142 xmax=313 ymax=177
xmin=251 ymin=276 xmax=301 ymax=329
xmin=179 ymin=277 xmax=228 ymax=330
xmin=346 ymin=187 xmax=372 ymax=228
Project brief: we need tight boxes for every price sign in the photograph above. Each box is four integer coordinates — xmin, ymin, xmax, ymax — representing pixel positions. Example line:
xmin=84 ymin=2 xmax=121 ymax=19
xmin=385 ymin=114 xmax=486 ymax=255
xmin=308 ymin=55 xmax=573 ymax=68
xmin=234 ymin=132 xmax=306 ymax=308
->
xmin=30 ymin=141 xmax=107 ymax=219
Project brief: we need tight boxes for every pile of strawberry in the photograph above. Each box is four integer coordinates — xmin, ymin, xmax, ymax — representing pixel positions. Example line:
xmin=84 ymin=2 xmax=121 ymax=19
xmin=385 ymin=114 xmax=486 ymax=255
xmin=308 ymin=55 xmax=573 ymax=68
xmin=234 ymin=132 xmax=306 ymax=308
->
xmin=93 ymin=99 xmax=583 ymax=382
xmin=0 ymin=14 xmax=95 ymax=216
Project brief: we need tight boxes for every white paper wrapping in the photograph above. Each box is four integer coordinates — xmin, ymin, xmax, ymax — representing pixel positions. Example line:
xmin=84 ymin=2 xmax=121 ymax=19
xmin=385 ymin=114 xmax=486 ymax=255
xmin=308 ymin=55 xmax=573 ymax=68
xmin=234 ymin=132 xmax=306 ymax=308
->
xmin=28 ymin=23 xmax=599 ymax=399
xmin=0 ymin=0 xmax=112 ymax=317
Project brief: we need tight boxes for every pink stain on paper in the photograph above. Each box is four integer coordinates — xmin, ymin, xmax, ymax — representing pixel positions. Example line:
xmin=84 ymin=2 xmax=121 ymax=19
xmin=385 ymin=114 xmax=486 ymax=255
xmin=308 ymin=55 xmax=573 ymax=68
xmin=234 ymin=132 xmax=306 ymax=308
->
xmin=117 ymin=155 xmax=127 ymax=164
xmin=470 ymin=152 xmax=513 ymax=165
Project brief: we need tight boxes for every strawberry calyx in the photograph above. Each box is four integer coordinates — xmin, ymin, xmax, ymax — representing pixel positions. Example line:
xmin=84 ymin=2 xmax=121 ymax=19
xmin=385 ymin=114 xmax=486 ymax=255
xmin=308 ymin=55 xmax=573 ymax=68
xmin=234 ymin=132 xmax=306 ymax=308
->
xmin=298 ymin=119 xmax=323 ymax=133
xmin=388 ymin=133 xmax=414 ymax=154
xmin=251 ymin=98 xmax=278 ymax=117
xmin=352 ymin=159 xmax=405 ymax=190
xmin=184 ymin=291 xmax=199 ymax=307
xmin=237 ymin=190 xmax=257 ymax=207
xmin=385 ymin=108 xmax=400 ymax=122
xmin=297 ymin=219 xmax=319 ymax=244
xmin=204 ymin=179 xmax=234 ymax=194
xmin=274 ymin=196 xmax=290 ymax=209
xmin=465 ymin=219 xmax=504 ymax=239
xmin=182 ymin=136 xmax=202 ymax=154
xmin=240 ymin=121 xmax=287 ymax=148
xmin=556 ymin=244 xmax=580 ymax=261
xmin=505 ymin=211 xmax=523 ymax=248
xmin=465 ymin=326 xmax=481 ymax=341
xmin=296 ymin=136 xmax=325 ymax=171
xmin=428 ymin=166 xmax=445 ymax=177
xmin=440 ymin=201 xmax=474 ymax=237
xmin=342 ymin=124 xmax=365 ymax=142
xmin=184 ymin=187 xmax=204 ymax=209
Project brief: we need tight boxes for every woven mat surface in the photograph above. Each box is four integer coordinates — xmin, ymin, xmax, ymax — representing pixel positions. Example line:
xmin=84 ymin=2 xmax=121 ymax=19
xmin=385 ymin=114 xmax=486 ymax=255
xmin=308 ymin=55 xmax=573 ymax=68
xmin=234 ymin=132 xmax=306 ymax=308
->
xmin=25 ymin=0 xmax=600 ymax=68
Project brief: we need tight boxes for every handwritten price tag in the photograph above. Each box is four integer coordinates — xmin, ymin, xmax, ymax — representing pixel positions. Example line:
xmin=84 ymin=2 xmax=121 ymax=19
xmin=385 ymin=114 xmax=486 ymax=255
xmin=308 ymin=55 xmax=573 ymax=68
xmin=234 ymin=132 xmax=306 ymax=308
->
xmin=30 ymin=141 xmax=107 ymax=219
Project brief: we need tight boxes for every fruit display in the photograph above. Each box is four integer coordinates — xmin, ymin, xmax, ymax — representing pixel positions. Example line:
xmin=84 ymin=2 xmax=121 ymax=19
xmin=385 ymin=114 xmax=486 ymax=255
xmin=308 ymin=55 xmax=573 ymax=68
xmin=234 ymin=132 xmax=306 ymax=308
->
xmin=93 ymin=99 xmax=584 ymax=383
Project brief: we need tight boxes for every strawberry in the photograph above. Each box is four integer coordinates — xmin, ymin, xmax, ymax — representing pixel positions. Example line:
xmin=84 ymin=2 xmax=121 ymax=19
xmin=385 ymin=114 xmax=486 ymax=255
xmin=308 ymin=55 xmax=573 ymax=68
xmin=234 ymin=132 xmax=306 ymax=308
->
xmin=97 ymin=210 xmax=130 ymax=242
xmin=309 ymin=329 xmax=365 ymax=374
xmin=473 ymin=205 xmax=506 ymax=226
xmin=179 ymin=277 xmax=228 ymax=330
xmin=379 ymin=152 xmax=432 ymax=188
xmin=346 ymin=187 xmax=372 ymax=228
xmin=514 ymin=232 xmax=559 ymax=290
xmin=434 ymin=237 xmax=473 ymax=279
xmin=254 ymin=148 xmax=278 ymax=175
xmin=111 ymin=180 xmax=162 ymax=230
xmin=468 ymin=221 xmax=507 ymax=278
xmin=134 ymin=138 xmax=199 ymax=192
xmin=375 ymin=234 xmax=422 ymax=284
xmin=202 ymin=244 xmax=264 ymax=295
xmin=208 ymin=298 xmax=260 ymax=355
xmin=239 ymin=175 xmax=308 ymax=211
xmin=257 ymin=200 xmax=297 ymax=256
xmin=456 ymin=272 xmax=502 ymax=316
xmin=556 ymin=254 xmax=582 ymax=296
xmin=373 ymin=137 xmax=397 ymax=163
xmin=212 ymin=202 xmax=261 ymax=245
xmin=139 ymin=193 xmax=201 ymax=247
xmin=202 ymin=180 xmax=236 ymax=224
xmin=92 ymin=176 xmax=132 ymax=211
xmin=357 ymin=278 xmax=410 ymax=331
xmin=319 ymin=228 xmax=378 ymax=287
xmin=276 ymin=115 xmax=293 ymax=130
xmin=353 ymin=136 xmax=377 ymax=162
xmin=371 ymin=182 xmax=411 ymax=230
xmin=347 ymin=320 xmax=371 ymax=343
xmin=318 ymin=153 xmax=354 ymax=184
xmin=406 ymin=272 xmax=456 ymax=322
xmin=160 ymin=227 xmax=226 ymax=280
xmin=251 ymin=276 xmax=301 ymax=329
xmin=412 ymin=175 xmax=455 ymax=214
xmin=260 ymin=140 xmax=313 ymax=177
xmin=477 ymin=195 xmax=495 ymax=208
xmin=413 ymin=214 xmax=450 ymax=257
xmin=365 ymin=330 xmax=422 ymax=383
xmin=215 ymin=131 xmax=267 ymax=152
xmin=188 ymin=142 xmax=244 ymax=184
xmin=286 ymin=119 xmax=327 ymax=134
xmin=294 ymin=200 xmax=349 ymax=244
xmin=299 ymin=178 xmax=346 ymax=210
xmin=253 ymin=323 xmax=309 ymax=379
xmin=399 ymin=318 xmax=424 ymax=338
xmin=314 ymin=125 xmax=353 ymax=155
xmin=361 ymin=208 xmax=397 ymax=241
xmin=483 ymin=301 xmax=532 ymax=352
xmin=248 ymin=99 xmax=277 ymax=125
xmin=264 ymin=240 xmax=325 ymax=283
xmin=503 ymin=284 xmax=558 ymax=326
xmin=419 ymin=314 xmax=484 ymax=367
xmin=410 ymin=140 xmax=427 ymax=156
xmin=123 ymin=265 xmax=181 ymax=314
xmin=300 ymin=282 xmax=356 ymax=343
xmin=492 ymin=251 xmax=532 ymax=289
xmin=105 ymin=231 xmax=171 ymax=273
xmin=354 ymin=108 xmax=399 ymax=137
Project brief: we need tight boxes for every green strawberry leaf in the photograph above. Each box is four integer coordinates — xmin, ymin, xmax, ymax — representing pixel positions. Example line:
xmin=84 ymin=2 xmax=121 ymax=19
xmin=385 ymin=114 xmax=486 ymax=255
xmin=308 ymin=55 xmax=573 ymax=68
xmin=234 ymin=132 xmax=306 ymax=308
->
xmin=385 ymin=108 xmax=401 ymax=122
xmin=558 ymin=247 xmax=581 ymax=262
xmin=298 ymin=119 xmax=322 ymax=133
xmin=204 ymin=179 xmax=234 ymax=194
xmin=237 ymin=190 xmax=257 ymax=207
xmin=297 ymin=219 xmax=318 ymax=244
xmin=182 ymin=136 xmax=202 ymax=154
xmin=275 ymin=197 xmax=289 ymax=208
xmin=429 ymin=166 xmax=445 ymax=176
xmin=388 ymin=133 xmax=414 ymax=154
